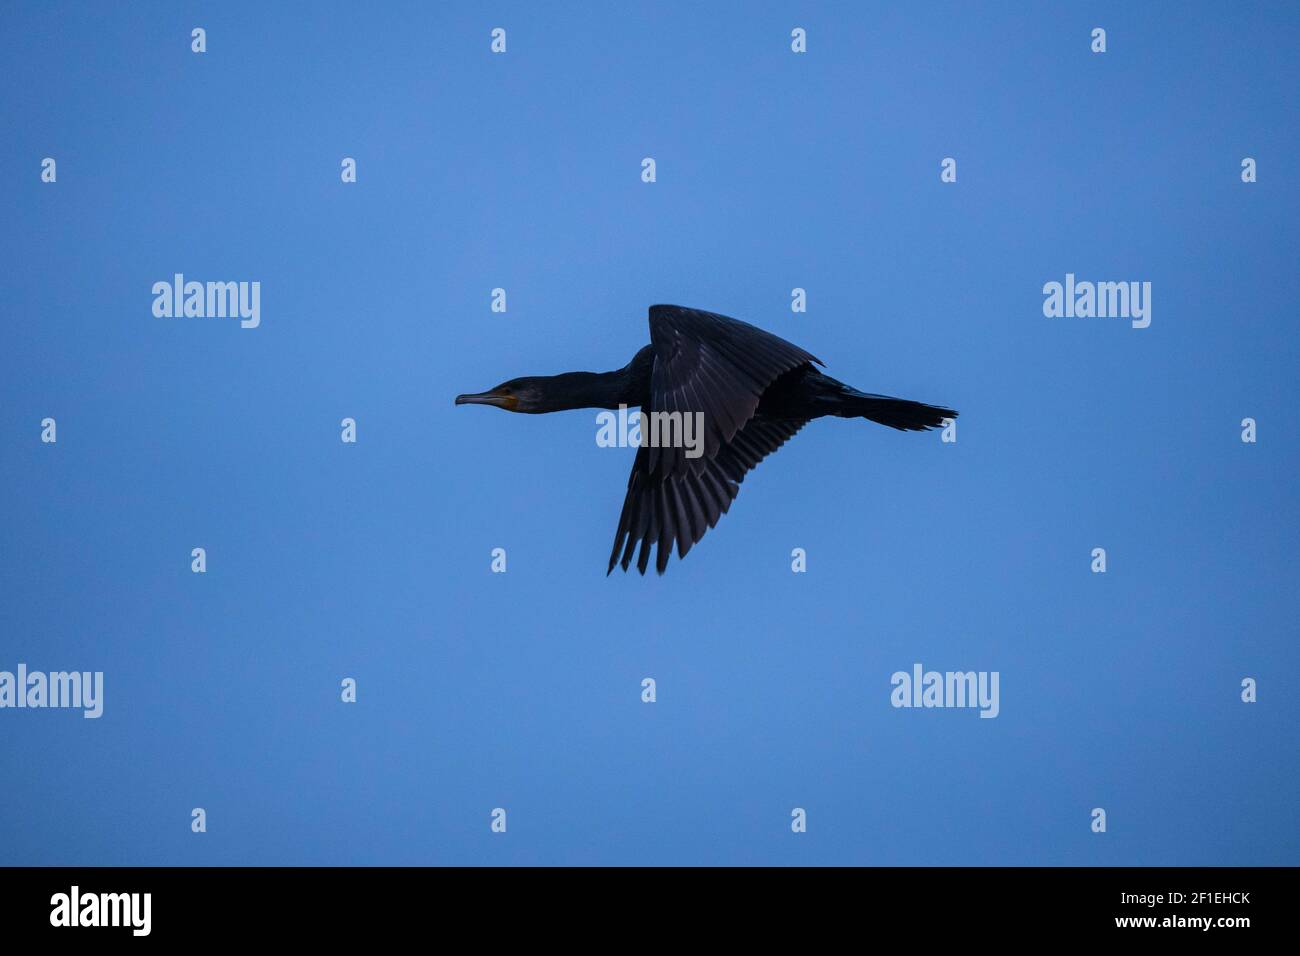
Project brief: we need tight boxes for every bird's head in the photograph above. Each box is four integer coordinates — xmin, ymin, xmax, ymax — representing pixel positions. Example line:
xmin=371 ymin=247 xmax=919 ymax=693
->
xmin=454 ymin=377 xmax=548 ymax=413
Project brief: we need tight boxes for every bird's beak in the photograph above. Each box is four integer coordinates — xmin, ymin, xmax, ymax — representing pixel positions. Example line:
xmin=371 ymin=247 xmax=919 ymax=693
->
xmin=454 ymin=389 xmax=518 ymax=411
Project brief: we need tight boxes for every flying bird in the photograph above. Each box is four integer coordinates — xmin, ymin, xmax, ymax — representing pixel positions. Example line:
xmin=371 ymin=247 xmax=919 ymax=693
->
xmin=456 ymin=305 xmax=956 ymax=575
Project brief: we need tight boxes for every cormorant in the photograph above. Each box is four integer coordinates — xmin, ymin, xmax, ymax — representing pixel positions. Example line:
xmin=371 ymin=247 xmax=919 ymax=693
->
xmin=456 ymin=304 xmax=957 ymax=575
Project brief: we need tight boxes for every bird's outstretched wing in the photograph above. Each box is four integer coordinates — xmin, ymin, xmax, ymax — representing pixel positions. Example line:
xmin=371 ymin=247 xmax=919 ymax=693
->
xmin=607 ymin=305 xmax=821 ymax=574
xmin=642 ymin=304 xmax=821 ymax=481
xmin=607 ymin=416 xmax=808 ymax=575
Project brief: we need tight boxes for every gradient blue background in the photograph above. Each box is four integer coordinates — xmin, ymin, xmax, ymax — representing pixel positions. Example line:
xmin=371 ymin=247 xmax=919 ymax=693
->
xmin=2 ymin=1 xmax=1297 ymax=865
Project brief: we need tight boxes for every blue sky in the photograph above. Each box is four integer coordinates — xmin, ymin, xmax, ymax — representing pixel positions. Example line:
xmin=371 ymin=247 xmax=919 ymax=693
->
xmin=1 ymin=1 xmax=1297 ymax=865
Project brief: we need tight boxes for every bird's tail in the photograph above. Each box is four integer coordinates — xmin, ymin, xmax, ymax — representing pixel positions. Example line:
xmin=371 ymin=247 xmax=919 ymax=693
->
xmin=838 ymin=389 xmax=956 ymax=432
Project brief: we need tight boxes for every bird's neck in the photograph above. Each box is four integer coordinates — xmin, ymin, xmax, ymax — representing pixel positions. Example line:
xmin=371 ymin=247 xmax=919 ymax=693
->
xmin=538 ymin=368 xmax=636 ymax=412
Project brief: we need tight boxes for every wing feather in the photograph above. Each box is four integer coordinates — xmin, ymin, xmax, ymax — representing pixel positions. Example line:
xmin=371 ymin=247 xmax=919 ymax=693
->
xmin=607 ymin=305 xmax=821 ymax=574
xmin=607 ymin=416 xmax=807 ymax=575
xmin=645 ymin=304 xmax=820 ymax=480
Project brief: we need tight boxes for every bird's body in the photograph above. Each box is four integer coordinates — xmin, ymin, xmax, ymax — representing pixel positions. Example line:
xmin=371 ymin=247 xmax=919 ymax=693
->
xmin=456 ymin=305 xmax=956 ymax=574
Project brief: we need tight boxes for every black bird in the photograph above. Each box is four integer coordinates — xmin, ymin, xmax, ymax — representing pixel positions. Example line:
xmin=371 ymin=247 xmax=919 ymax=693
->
xmin=456 ymin=304 xmax=956 ymax=575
